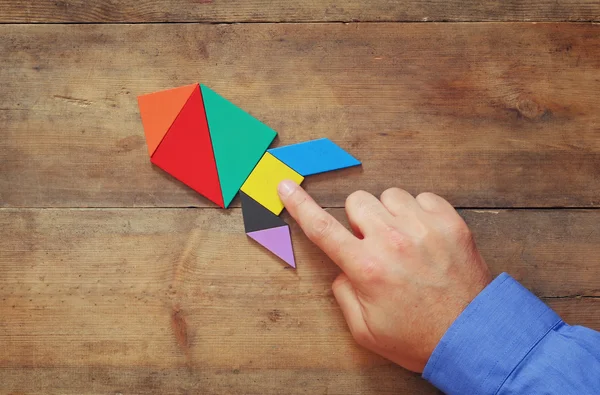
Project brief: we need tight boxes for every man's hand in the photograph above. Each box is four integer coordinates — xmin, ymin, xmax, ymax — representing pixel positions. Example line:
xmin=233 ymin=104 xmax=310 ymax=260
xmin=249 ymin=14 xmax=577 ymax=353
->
xmin=278 ymin=181 xmax=492 ymax=373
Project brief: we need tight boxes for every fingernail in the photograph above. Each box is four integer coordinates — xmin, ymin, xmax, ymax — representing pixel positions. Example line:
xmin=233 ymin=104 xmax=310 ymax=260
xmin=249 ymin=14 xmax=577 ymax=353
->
xmin=278 ymin=179 xmax=297 ymax=198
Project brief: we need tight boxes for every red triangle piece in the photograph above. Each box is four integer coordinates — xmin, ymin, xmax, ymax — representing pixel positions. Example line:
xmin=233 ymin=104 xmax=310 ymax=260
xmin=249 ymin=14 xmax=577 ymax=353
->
xmin=138 ymin=83 xmax=198 ymax=156
xmin=151 ymin=85 xmax=224 ymax=208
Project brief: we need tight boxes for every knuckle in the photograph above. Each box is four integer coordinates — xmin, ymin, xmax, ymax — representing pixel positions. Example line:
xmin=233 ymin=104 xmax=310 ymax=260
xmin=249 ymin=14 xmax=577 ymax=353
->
xmin=358 ymin=256 xmax=383 ymax=283
xmin=380 ymin=187 xmax=402 ymax=201
xmin=289 ymin=188 xmax=308 ymax=209
xmin=448 ymin=217 xmax=471 ymax=240
xmin=416 ymin=191 xmax=437 ymax=201
xmin=346 ymin=190 xmax=368 ymax=209
xmin=416 ymin=192 xmax=442 ymax=209
xmin=385 ymin=227 xmax=414 ymax=251
xmin=418 ymin=193 xmax=462 ymax=221
xmin=309 ymin=213 xmax=334 ymax=241
xmin=413 ymin=222 xmax=432 ymax=242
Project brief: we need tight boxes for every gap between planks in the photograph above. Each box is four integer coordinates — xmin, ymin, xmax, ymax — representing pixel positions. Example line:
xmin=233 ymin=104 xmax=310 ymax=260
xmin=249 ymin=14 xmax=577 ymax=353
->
xmin=1 ymin=207 xmax=600 ymax=210
xmin=0 ymin=20 xmax=599 ymax=26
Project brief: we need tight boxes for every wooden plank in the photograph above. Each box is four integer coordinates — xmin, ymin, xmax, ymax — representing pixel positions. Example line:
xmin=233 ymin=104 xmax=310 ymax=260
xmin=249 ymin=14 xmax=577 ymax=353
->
xmin=0 ymin=367 xmax=434 ymax=395
xmin=0 ymin=298 xmax=596 ymax=395
xmin=461 ymin=209 xmax=600 ymax=296
xmin=0 ymin=208 xmax=598 ymax=393
xmin=1 ymin=23 xmax=599 ymax=209
xmin=0 ymin=1 xmax=599 ymax=23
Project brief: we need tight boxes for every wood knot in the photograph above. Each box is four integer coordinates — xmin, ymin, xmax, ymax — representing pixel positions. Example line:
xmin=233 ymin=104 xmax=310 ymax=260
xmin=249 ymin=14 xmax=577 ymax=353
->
xmin=515 ymin=97 xmax=551 ymax=121
xmin=268 ymin=309 xmax=282 ymax=323
xmin=115 ymin=135 xmax=145 ymax=153
xmin=171 ymin=306 xmax=189 ymax=351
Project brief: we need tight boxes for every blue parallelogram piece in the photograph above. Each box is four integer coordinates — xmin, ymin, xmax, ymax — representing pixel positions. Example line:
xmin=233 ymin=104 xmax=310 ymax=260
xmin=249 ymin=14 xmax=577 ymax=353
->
xmin=268 ymin=138 xmax=361 ymax=176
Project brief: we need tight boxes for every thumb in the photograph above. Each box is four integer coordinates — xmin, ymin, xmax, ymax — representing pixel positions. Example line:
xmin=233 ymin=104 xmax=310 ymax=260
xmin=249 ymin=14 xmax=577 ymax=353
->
xmin=332 ymin=273 xmax=371 ymax=345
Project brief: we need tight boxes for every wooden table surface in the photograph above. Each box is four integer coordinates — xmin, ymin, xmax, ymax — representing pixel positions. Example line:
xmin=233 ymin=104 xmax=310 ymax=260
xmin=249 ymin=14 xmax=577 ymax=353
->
xmin=1 ymin=2 xmax=599 ymax=394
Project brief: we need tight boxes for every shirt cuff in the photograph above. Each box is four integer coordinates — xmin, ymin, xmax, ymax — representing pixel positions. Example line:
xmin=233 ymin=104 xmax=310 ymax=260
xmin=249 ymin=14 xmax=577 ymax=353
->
xmin=422 ymin=273 xmax=562 ymax=395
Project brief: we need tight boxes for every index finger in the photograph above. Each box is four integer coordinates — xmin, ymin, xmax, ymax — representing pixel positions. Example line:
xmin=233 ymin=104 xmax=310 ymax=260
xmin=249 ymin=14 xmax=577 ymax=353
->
xmin=278 ymin=180 xmax=361 ymax=272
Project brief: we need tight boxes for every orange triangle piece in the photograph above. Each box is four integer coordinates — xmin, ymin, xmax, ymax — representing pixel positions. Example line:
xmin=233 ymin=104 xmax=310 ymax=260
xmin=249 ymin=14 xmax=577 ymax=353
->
xmin=138 ymin=83 xmax=198 ymax=156
xmin=151 ymin=86 xmax=224 ymax=207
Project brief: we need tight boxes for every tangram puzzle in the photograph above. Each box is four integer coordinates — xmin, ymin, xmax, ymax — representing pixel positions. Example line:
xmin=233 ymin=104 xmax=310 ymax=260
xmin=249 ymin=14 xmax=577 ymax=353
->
xmin=138 ymin=83 xmax=361 ymax=269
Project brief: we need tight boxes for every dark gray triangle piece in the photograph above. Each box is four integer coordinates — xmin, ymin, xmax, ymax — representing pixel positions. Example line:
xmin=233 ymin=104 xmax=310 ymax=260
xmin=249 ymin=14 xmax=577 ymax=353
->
xmin=240 ymin=191 xmax=287 ymax=233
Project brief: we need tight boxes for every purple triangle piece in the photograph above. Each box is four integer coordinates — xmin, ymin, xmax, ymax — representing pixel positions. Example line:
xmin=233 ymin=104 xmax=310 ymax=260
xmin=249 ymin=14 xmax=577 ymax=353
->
xmin=247 ymin=225 xmax=296 ymax=268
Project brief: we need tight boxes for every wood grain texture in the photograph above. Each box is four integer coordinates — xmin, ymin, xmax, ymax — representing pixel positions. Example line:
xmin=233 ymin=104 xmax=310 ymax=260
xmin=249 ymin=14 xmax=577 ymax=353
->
xmin=1 ymin=23 xmax=599 ymax=208
xmin=2 ymin=2 xmax=599 ymax=394
xmin=0 ymin=0 xmax=599 ymax=23
xmin=0 ymin=208 xmax=598 ymax=394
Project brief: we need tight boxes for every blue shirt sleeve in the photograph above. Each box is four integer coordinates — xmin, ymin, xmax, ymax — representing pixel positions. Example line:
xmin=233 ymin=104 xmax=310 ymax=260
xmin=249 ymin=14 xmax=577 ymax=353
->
xmin=422 ymin=273 xmax=600 ymax=394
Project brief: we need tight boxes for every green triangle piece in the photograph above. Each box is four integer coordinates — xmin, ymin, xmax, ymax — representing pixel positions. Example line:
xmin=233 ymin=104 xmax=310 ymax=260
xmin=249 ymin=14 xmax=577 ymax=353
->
xmin=201 ymin=85 xmax=277 ymax=208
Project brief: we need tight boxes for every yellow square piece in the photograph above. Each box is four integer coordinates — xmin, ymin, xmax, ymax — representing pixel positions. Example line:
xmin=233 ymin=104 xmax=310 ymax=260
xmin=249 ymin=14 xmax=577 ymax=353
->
xmin=241 ymin=152 xmax=304 ymax=215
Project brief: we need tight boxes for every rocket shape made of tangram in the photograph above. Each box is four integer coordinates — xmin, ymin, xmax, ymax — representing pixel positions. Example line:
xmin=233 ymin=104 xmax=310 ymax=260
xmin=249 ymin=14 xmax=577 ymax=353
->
xmin=138 ymin=83 xmax=361 ymax=268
